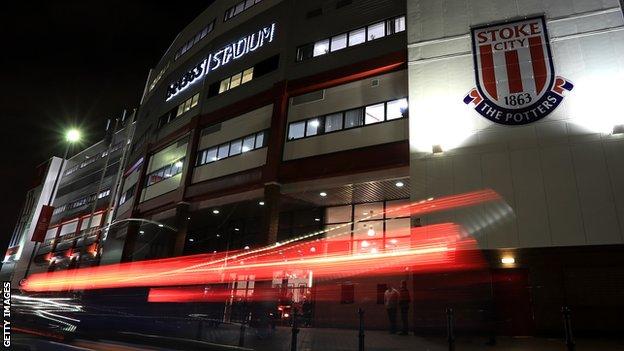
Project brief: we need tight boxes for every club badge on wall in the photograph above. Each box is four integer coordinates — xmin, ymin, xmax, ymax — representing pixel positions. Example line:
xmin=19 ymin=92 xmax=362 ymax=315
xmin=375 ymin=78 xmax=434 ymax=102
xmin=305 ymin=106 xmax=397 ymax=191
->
xmin=463 ymin=16 xmax=573 ymax=125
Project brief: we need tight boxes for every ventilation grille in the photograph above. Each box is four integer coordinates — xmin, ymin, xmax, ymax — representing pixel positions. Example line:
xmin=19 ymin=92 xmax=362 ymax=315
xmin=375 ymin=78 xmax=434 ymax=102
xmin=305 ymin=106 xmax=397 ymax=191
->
xmin=201 ymin=123 xmax=222 ymax=136
xmin=292 ymin=90 xmax=325 ymax=106
xmin=371 ymin=79 xmax=380 ymax=87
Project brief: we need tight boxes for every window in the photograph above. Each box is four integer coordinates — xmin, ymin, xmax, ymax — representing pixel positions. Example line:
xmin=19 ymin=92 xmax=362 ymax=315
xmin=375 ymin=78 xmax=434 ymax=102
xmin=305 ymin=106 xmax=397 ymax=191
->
xmin=174 ymin=20 xmax=215 ymax=61
xmin=386 ymin=98 xmax=408 ymax=120
xmin=324 ymin=112 xmax=343 ymax=132
xmin=160 ymin=93 xmax=200 ymax=128
xmin=296 ymin=16 xmax=406 ymax=62
xmin=219 ymin=78 xmax=230 ymax=93
xmin=224 ymin=0 xmax=262 ymax=21
xmin=286 ymin=97 xmax=408 ymax=141
xmin=313 ymin=39 xmax=330 ymax=57
xmin=241 ymin=68 xmax=254 ymax=84
xmin=348 ymin=28 xmax=366 ymax=46
xmin=119 ymin=185 xmax=136 ymax=205
xmin=196 ymin=130 xmax=269 ymax=166
xmin=288 ymin=121 xmax=305 ymax=140
xmin=145 ymin=159 xmax=185 ymax=187
xmin=367 ymin=21 xmax=385 ymax=41
xmin=365 ymin=103 xmax=385 ymax=125
xmin=344 ymin=108 xmax=363 ymax=128
xmin=330 ymin=33 xmax=347 ymax=52
xmin=341 ymin=283 xmax=354 ymax=304
xmin=217 ymin=143 xmax=230 ymax=160
xmin=242 ymin=135 xmax=255 ymax=152
xmin=230 ymin=72 xmax=242 ymax=89
xmin=306 ymin=118 xmax=321 ymax=136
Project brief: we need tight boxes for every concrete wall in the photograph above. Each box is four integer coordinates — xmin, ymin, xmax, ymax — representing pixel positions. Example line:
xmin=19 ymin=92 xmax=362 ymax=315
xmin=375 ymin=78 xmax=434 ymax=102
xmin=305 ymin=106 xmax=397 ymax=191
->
xmin=407 ymin=0 xmax=624 ymax=249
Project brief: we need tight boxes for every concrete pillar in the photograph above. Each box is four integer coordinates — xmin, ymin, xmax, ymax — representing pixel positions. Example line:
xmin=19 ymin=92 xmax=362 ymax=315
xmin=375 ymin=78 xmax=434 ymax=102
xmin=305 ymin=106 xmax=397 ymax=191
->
xmin=171 ymin=202 xmax=191 ymax=257
xmin=260 ymin=183 xmax=281 ymax=246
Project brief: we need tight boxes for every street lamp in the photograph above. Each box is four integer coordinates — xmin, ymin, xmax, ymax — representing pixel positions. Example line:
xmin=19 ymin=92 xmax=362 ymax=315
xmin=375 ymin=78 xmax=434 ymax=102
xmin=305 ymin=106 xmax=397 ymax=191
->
xmin=22 ymin=128 xmax=81 ymax=281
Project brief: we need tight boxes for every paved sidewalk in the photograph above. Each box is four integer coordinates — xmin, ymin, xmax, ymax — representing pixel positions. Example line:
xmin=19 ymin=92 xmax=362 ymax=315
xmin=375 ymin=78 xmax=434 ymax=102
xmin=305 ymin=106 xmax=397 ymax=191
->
xmin=238 ymin=327 xmax=624 ymax=351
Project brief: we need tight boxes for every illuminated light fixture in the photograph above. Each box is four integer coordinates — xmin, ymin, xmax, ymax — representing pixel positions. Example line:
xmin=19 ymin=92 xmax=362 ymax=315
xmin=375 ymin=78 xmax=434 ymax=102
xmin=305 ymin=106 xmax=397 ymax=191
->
xmin=310 ymin=247 xmax=316 ymax=252
xmin=258 ymin=201 xmax=265 ymax=206
xmin=501 ymin=256 xmax=515 ymax=264
xmin=390 ymin=239 xmax=398 ymax=244
xmin=234 ymin=228 xmax=240 ymax=232
xmin=158 ymin=224 xmax=164 ymax=228
xmin=361 ymin=240 xmax=370 ymax=248
xmin=65 ymin=129 xmax=81 ymax=143
xmin=139 ymin=230 xmax=145 ymax=234
xmin=283 ymin=313 xmax=290 ymax=318
xmin=188 ymin=238 xmax=195 ymax=242
xmin=187 ymin=217 xmax=191 ymax=220
xmin=212 ymin=209 xmax=220 ymax=214
xmin=432 ymin=144 xmax=443 ymax=154
xmin=395 ymin=181 xmax=405 ymax=188
xmin=319 ymin=192 xmax=327 ymax=197
xmin=175 ymin=161 xmax=184 ymax=168
xmin=613 ymin=124 xmax=624 ymax=135
xmin=216 ymin=234 xmax=221 ymax=238
xmin=427 ymin=197 xmax=434 ymax=201
xmin=367 ymin=228 xmax=376 ymax=237
xmin=314 ymin=218 xmax=320 ymax=222
xmin=244 ymin=246 xmax=250 ymax=250
xmin=309 ymin=119 xmax=320 ymax=128
xmin=370 ymin=248 xmax=379 ymax=254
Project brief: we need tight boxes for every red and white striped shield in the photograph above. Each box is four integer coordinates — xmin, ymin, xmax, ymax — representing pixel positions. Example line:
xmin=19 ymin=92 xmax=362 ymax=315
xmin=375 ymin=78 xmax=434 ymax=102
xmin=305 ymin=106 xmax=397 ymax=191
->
xmin=473 ymin=16 xmax=553 ymax=110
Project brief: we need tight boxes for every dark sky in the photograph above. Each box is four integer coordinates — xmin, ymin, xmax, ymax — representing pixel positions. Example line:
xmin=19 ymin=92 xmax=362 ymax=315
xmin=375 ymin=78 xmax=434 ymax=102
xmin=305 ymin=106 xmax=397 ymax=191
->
xmin=0 ymin=1 xmax=213 ymax=256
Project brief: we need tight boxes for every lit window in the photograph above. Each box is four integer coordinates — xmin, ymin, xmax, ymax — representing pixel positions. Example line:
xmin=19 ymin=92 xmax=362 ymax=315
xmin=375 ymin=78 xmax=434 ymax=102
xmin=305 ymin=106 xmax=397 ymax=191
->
xmin=306 ymin=118 xmax=321 ymax=136
xmin=242 ymin=135 xmax=255 ymax=152
xmin=191 ymin=94 xmax=199 ymax=108
xmin=330 ymin=33 xmax=347 ymax=52
xmin=244 ymin=0 xmax=254 ymax=9
xmin=344 ymin=108 xmax=363 ymax=128
xmin=219 ymin=78 xmax=230 ymax=93
xmin=394 ymin=16 xmax=406 ymax=32
xmin=386 ymin=98 xmax=408 ymax=120
xmin=365 ymin=103 xmax=385 ymax=124
xmin=313 ymin=39 xmax=330 ymax=57
xmin=234 ymin=2 xmax=245 ymax=16
xmin=288 ymin=121 xmax=305 ymax=140
xmin=217 ymin=143 xmax=230 ymax=159
xmin=348 ymin=28 xmax=366 ymax=46
xmin=230 ymin=72 xmax=242 ymax=89
xmin=205 ymin=147 xmax=218 ymax=163
xmin=230 ymin=139 xmax=242 ymax=155
xmin=255 ymin=131 xmax=265 ymax=147
xmin=241 ymin=67 xmax=254 ymax=84
xmin=324 ymin=112 xmax=343 ymax=132
xmin=367 ymin=22 xmax=385 ymax=41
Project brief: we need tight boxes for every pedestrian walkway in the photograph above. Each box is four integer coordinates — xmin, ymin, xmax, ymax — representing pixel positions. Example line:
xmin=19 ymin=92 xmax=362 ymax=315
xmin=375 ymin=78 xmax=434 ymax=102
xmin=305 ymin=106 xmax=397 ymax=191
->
xmin=243 ymin=327 xmax=624 ymax=351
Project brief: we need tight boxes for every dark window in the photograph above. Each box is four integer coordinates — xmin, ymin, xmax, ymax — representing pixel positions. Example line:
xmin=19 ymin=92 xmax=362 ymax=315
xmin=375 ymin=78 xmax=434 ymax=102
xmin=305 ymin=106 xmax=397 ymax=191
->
xmin=207 ymin=81 xmax=220 ymax=98
xmin=341 ymin=283 xmax=354 ymax=304
xmin=377 ymin=284 xmax=388 ymax=304
xmin=254 ymin=54 xmax=280 ymax=78
xmin=336 ymin=0 xmax=352 ymax=8
xmin=296 ymin=44 xmax=314 ymax=62
xmin=345 ymin=108 xmax=364 ymax=128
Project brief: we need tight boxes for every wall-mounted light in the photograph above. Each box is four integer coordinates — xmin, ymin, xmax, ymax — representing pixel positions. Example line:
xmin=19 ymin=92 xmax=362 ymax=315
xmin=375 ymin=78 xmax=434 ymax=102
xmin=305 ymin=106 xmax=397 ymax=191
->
xmin=395 ymin=181 xmax=405 ymax=187
xmin=258 ymin=201 xmax=265 ymax=206
xmin=501 ymin=256 xmax=515 ymax=265
xmin=319 ymin=192 xmax=327 ymax=197
xmin=212 ymin=209 xmax=220 ymax=214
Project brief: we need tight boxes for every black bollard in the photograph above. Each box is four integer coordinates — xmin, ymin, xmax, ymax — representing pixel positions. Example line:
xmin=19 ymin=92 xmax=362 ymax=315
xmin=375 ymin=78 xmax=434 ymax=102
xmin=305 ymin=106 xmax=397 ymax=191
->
xmin=446 ymin=308 xmax=455 ymax=351
xmin=358 ymin=308 xmax=365 ymax=351
xmin=291 ymin=308 xmax=300 ymax=351
xmin=239 ymin=312 xmax=250 ymax=347
xmin=562 ymin=306 xmax=575 ymax=351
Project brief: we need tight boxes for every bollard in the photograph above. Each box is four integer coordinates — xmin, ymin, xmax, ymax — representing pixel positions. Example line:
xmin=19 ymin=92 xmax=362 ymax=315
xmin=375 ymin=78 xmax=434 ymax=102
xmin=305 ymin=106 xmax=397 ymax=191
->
xmin=291 ymin=307 xmax=300 ymax=351
xmin=446 ymin=308 xmax=455 ymax=351
xmin=238 ymin=312 xmax=250 ymax=347
xmin=358 ymin=308 xmax=365 ymax=351
xmin=562 ymin=306 xmax=575 ymax=351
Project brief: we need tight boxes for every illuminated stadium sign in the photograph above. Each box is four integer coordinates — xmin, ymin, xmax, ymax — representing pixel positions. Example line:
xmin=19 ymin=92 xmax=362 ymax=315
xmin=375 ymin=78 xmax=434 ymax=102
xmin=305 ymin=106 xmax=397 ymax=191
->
xmin=166 ymin=23 xmax=276 ymax=101
xmin=464 ymin=16 xmax=573 ymax=125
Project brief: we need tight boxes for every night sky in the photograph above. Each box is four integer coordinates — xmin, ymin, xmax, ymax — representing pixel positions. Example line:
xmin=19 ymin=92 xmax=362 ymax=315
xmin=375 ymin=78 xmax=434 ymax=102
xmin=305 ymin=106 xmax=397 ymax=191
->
xmin=0 ymin=1 xmax=213 ymax=257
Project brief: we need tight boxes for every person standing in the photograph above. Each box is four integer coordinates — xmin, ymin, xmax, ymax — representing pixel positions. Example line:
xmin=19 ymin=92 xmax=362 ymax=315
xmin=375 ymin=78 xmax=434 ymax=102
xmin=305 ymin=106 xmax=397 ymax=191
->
xmin=398 ymin=280 xmax=411 ymax=335
xmin=384 ymin=285 xmax=399 ymax=334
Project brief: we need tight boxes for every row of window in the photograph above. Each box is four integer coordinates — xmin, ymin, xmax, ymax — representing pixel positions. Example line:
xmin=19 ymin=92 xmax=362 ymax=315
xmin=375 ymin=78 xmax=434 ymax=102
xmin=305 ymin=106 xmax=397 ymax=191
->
xmin=224 ymin=0 xmax=263 ymax=22
xmin=218 ymin=67 xmax=254 ymax=94
xmin=296 ymin=15 xmax=406 ymax=62
xmin=65 ymin=141 xmax=124 ymax=175
xmin=148 ymin=62 xmax=170 ymax=93
xmin=159 ymin=93 xmax=200 ymax=128
xmin=119 ymin=184 xmax=136 ymax=205
xmin=287 ymin=98 xmax=408 ymax=141
xmin=174 ymin=20 xmax=215 ymax=61
xmin=207 ymin=54 xmax=280 ymax=99
xmin=145 ymin=158 xmax=185 ymax=187
xmin=53 ymin=189 xmax=111 ymax=215
xmin=196 ymin=130 xmax=268 ymax=166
